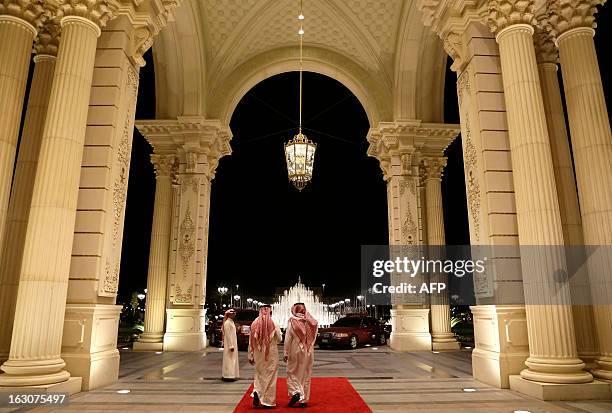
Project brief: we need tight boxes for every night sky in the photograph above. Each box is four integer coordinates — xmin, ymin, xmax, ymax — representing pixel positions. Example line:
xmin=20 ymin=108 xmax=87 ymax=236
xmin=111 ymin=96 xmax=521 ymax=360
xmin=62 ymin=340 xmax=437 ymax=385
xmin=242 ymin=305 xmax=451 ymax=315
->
xmin=117 ymin=5 xmax=611 ymax=304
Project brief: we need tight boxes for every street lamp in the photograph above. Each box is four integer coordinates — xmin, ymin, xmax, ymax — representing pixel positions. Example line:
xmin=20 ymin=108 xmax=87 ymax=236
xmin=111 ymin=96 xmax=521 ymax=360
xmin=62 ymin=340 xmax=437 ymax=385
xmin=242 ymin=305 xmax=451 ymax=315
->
xmin=234 ymin=295 xmax=241 ymax=308
xmin=247 ymin=298 xmax=253 ymax=308
xmin=137 ymin=293 xmax=145 ymax=300
xmin=218 ymin=286 xmax=228 ymax=306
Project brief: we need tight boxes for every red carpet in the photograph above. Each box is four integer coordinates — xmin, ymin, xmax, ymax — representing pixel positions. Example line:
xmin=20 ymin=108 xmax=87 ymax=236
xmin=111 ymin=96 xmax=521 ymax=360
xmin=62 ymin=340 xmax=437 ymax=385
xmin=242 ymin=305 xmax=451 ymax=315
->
xmin=233 ymin=377 xmax=372 ymax=412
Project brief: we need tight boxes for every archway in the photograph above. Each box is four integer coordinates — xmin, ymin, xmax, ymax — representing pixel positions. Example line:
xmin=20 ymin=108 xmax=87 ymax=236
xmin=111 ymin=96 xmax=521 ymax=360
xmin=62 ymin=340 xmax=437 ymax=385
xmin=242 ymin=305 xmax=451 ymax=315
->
xmin=206 ymin=71 xmax=388 ymax=308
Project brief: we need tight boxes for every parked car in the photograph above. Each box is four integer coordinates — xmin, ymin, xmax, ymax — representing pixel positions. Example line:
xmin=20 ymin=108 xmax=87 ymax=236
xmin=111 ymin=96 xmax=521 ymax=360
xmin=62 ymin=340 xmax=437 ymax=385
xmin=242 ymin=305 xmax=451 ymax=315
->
xmin=317 ymin=315 xmax=389 ymax=349
xmin=233 ymin=309 xmax=259 ymax=350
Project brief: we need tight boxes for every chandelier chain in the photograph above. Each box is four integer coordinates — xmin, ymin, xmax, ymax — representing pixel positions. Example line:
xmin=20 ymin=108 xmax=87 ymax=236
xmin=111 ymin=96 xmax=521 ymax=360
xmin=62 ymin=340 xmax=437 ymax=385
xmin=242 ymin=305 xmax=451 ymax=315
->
xmin=299 ymin=0 xmax=303 ymax=133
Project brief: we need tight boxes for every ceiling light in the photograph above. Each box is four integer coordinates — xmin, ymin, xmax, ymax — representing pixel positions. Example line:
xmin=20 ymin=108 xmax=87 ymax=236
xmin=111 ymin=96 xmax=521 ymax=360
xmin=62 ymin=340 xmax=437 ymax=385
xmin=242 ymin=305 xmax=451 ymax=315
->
xmin=462 ymin=388 xmax=477 ymax=392
xmin=117 ymin=389 xmax=130 ymax=394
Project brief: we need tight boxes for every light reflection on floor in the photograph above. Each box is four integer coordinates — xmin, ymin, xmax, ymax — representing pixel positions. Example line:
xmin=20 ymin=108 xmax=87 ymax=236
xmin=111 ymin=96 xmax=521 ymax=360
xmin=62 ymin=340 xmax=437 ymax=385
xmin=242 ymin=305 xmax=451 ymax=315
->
xmin=15 ymin=346 xmax=612 ymax=413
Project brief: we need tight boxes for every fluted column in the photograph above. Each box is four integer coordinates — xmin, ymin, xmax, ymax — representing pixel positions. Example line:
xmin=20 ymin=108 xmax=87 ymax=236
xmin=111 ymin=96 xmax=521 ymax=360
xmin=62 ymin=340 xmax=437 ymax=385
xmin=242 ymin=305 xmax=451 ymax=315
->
xmin=0 ymin=23 xmax=59 ymax=362
xmin=533 ymin=21 xmax=599 ymax=365
xmin=547 ymin=0 xmax=612 ymax=380
xmin=0 ymin=2 xmax=45 ymax=259
xmin=486 ymin=0 xmax=590 ymax=385
xmin=0 ymin=1 xmax=117 ymax=387
xmin=423 ymin=157 xmax=459 ymax=351
xmin=134 ymin=155 xmax=176 ymax=351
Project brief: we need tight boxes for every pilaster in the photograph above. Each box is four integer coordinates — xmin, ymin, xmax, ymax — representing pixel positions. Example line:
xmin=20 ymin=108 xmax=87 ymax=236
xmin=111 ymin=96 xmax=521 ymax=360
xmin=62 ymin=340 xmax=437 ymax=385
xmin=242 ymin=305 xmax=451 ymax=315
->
xmin=136 ymin=117 xmax=231 ymax=352
xmin=417 ymin=0 xmax=527 ymax=388
xmin=368 ymin=120 xmax=459 ymax=352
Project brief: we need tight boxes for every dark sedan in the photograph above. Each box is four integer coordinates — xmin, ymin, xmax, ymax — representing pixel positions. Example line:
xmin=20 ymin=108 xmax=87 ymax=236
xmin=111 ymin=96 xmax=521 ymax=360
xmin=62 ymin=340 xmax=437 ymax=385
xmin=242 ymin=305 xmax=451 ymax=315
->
xmin=317 ymin=315 xmax=388 ymax=349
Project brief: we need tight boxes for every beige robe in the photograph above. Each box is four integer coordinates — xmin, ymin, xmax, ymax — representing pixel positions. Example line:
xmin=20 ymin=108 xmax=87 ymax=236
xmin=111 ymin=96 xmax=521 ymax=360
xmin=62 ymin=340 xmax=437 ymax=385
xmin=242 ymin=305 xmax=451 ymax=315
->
xmin=284 ymin=323 xmax=316 ymax=403
xmin=222 ymin=319 xmax=239 ymax=379
xmin=249 ymin=322 xmax=282 ymax=407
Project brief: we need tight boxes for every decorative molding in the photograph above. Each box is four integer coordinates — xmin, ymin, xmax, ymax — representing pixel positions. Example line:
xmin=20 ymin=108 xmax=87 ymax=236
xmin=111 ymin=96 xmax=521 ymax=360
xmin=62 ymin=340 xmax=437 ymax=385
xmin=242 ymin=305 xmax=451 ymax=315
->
xmin=486 ymin=0 xmax=538 ymax=34
xmin=136 ymin=117 xmax=233 ymax=179
xmin=462 ymin=113 xmax=481 ymax=242
xmin=402 ymin=208 xmax=418 ymax=245
xmin=178 ymin=201 xmax=196 ymax=276
xmin=174 ymin=285 xmax=193 ymax=304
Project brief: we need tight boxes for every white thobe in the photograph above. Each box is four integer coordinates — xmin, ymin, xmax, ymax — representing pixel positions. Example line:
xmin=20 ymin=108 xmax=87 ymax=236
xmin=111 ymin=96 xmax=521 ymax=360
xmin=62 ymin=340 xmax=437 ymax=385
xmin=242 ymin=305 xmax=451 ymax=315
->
xmin=249 ymin=323 xmax=282 ymax=407
xmin=222 ymin=320 xmax=239 ymax=379
xmin=284 ymin=323 xmax=316 ymax=403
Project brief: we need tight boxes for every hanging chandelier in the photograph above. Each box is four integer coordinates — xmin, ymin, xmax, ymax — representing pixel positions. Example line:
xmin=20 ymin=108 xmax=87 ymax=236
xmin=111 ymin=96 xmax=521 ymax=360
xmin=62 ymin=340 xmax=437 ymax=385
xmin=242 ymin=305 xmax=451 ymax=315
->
xmin=285 ymin=0 xmax=317 ymax=191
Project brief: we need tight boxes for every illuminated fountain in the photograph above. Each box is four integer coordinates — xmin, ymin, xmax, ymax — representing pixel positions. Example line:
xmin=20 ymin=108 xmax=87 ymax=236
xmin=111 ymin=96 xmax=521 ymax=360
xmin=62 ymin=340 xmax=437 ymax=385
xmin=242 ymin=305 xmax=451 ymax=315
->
xmin=272 ymin=278 xmax=338 ymax=328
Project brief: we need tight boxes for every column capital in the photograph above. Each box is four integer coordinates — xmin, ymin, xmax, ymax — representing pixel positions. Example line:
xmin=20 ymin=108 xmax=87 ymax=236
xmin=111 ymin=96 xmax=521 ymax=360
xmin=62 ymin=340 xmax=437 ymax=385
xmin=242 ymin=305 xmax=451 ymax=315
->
xmin=486 ymin=0 xmax=538 ymax=35
xmin=60 ymin=0 xmax=120 ymax=31
xmin=150 ymin=154 xmax=177 ymax=178
xmin=534 ymin=14 xmax=558 ymax=64
xmin=422 ymin=157 xmax=448 ymax=181
xmin=33 ymin=20 xmax=61 ymax=57
xmin=367 ymin=120 xmax=459 ymax=180
xmin=0 ymin=0 xmax=48 ymax=34
xmin=136 ymin=116 xmax=233 ymax=179
xmin=546 ymin=0 xmax=605 ymax=43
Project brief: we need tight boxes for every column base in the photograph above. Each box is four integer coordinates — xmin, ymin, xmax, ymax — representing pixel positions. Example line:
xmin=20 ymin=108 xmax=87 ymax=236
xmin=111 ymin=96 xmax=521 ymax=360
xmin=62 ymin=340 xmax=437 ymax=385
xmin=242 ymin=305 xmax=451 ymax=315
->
xmin=470 ymin=305 xmax=529 ymax=388
xmin=133 ymin=341 xmax=164 ymax=351
xmin=163 ymin=308 xmax=207 ymax=352
xmin=592 ymin=356 xmax=612 ymax=381
xmin=389 ymin=307 xmax=431 ymax=352
xmin=0 ymin=377 xmax=82 ymax=395
xmin=163 ymin=332 xmax=206 ymax=352
xmin=61 ymin=304 xmax=122 ymax=390
xmin=509 ymin=375 xmax=611 ymax=400
xmin=432 ymin=340 xmax=461 ymax=351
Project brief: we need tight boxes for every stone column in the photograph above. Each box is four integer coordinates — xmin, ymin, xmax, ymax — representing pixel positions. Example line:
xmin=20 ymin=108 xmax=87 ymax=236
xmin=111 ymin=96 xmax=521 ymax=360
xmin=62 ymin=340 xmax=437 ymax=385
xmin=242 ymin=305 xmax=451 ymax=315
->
xmin=0 ymin=1 xmax=117 ymax=391
xmin=547 ymin=0 xmax=612 ymax=381
xmin=134 ymin=155 xmax=176 ymax=351
xmin=0 ymin=2 xmax=45 ymax=258
xmin=423 ymin=157 xmax=460 ymax=351
xmin=0 ymin=23 xmax=59 ymax=363
xmin=533 ymin=20 xmax=599 ymax=366
xmin=486 ymin=0 xmax=600 ymax=396
xmin=136 ymin=117 xmax=232 ymax=352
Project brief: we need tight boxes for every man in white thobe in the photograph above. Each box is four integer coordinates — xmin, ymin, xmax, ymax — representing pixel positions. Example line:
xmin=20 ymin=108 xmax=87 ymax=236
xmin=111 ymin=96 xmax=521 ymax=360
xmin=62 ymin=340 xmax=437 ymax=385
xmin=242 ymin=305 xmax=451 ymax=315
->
xmin=284 ymin=302 xmax=318 ymax=407
xmin=249 ymin=305 xmax=282 ymax=408
xmin=221 ymin=309 xmax=239 ymax=381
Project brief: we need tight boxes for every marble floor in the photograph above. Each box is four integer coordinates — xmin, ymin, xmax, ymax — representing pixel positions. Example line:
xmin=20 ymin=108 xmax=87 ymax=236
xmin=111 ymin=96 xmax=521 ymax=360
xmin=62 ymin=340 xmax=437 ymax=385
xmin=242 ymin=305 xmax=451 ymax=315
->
xmin=3 ymin=346 xmax=612 ymax=413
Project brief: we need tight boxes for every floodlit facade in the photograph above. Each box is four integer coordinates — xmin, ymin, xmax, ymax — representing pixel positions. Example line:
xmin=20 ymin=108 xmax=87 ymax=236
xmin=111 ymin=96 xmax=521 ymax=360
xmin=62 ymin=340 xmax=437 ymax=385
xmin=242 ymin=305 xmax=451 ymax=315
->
xmin=0 ymin=0 xmax=610 ymax=403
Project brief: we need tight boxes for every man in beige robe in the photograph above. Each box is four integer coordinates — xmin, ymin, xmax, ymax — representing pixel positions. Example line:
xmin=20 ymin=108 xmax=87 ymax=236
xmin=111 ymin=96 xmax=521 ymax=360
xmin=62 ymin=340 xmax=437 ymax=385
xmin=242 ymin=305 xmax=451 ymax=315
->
xmin=248 ymin=305 xmax=282 ymax=408
xmin=284 ymin=302 xmax=318 ymax=407
xmin=221 ymin=309 xmax=239 ymax=381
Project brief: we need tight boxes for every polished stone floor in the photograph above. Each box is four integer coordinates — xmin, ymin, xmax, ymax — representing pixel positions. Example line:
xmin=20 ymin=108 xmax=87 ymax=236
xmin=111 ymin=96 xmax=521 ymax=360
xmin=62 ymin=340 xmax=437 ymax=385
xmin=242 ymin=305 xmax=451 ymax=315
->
xmin=5 ymin=346 xmax=612 ymax=412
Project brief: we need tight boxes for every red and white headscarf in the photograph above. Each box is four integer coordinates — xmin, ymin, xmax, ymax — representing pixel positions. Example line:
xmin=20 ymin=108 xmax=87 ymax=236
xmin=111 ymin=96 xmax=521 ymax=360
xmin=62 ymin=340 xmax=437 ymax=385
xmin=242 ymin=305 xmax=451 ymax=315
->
xmin=289 ymin=303 xmax=318 ymax=353
xmin=250 ymin=306 xmax=275 ymax=360
xmin=221 ymin=309 xmax=236 ymax=340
